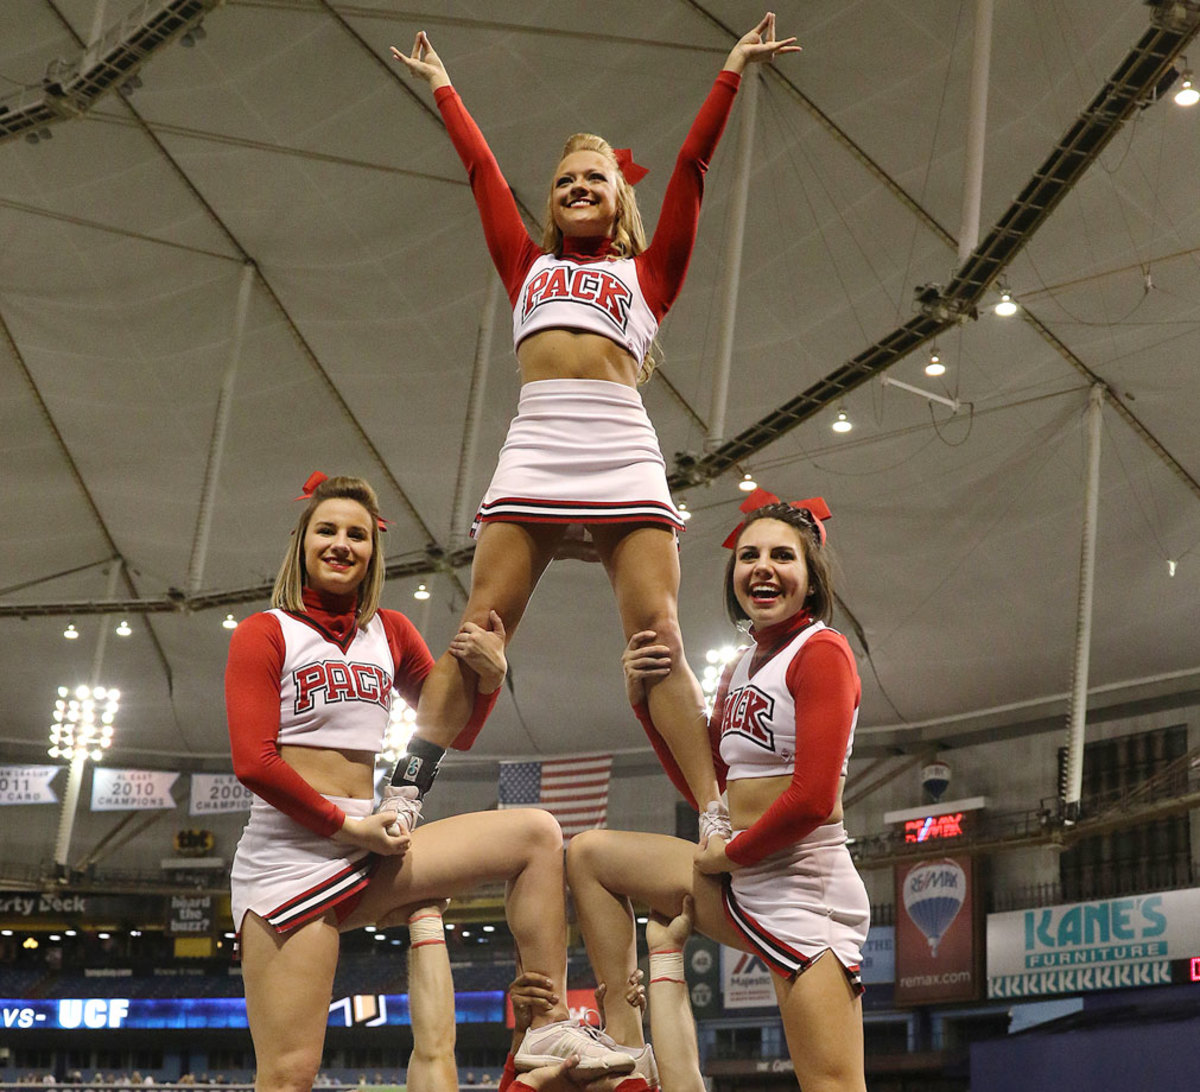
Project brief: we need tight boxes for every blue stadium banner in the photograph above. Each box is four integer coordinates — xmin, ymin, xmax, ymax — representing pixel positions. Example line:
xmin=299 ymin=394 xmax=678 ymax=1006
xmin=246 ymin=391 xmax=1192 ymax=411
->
xmin=0 ymin=991 xmax=506 ymax=1031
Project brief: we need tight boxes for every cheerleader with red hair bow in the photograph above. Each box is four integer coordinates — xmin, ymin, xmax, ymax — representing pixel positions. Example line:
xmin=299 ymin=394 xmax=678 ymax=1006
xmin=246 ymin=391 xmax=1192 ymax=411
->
xmin=382 ymin=15 xmax=801 ymax=839
xmin=566 ymin=490 xmax=870 ymax=1091
xmin=225 ymin=475 xmax=635 ymax=1092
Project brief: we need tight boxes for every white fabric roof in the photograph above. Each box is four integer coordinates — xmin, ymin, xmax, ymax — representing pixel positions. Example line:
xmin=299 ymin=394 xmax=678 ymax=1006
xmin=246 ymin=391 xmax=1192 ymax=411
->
xmin=2 ymin=0 xmax=1198 ymax=774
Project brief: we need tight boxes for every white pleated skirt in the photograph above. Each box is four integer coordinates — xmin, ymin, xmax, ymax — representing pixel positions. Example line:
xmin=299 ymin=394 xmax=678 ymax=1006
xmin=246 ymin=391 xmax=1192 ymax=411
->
xmin=472 ymin=379 xmax=685 ymax=536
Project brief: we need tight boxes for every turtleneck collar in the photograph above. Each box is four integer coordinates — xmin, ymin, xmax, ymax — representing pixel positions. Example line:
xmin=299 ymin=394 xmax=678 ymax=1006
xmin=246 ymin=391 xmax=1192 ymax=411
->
xmin=561 ymin=234 xmax=614 ymax=259
xmin=300 ymin=584 xmax=359 ymax=643
xmin=747 ymin=609 xmax=813 ymax=673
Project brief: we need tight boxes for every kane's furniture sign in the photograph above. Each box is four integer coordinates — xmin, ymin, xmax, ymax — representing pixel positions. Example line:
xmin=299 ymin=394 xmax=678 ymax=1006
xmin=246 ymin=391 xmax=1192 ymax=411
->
xmin=987 ymin=887 xmax=1200 ymax=998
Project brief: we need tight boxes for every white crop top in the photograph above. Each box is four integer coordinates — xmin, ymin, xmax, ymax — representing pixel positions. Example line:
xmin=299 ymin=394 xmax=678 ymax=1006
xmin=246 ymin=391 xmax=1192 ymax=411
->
xmin=718 ymin=621 xmax=858 ymax=781
xmin=269 ymin=609 xmax=394 ymax=753
xmin=513 ymin=254 xmax=658 ymax=364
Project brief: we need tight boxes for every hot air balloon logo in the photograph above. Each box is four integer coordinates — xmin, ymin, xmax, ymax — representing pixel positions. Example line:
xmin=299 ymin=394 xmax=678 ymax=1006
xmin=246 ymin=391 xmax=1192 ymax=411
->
xmin=902 ymin=858 xmax=966 ymax=957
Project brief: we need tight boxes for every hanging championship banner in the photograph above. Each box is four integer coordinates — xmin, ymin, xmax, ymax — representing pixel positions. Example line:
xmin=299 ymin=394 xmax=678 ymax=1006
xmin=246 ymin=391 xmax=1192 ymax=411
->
xmin=189 ymin=773 xmax=252 ymax=815
xmin=91 ymin=768 xmax=178 ymax=811
xmin=0 ymin=766 xmax=61 ymax=805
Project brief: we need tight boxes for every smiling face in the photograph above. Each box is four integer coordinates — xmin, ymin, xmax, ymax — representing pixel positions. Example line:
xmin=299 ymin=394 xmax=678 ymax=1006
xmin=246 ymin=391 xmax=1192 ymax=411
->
xmin=302 ymin=497 xmax=374 ymax=598
xmin=550 ymin=150 xmax=619 ymax=238
xmin=731 ymin=518 xmax=812 ymax=629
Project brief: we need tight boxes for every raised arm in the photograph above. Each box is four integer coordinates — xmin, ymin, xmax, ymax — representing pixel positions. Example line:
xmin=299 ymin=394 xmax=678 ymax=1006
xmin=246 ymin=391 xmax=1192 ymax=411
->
xmin=638 ymin=13 xmax=800 ymax=317
xmin=390 ymin=32 xmax=540 ymax=302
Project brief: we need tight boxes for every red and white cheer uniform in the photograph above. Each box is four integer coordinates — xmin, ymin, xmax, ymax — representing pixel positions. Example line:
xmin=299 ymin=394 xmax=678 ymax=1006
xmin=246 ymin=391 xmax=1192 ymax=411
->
xmin=226 ymin=588 xmax=431 ymax=937
xmin=434 ymin=72 xmax=742 ymax=536
xmin=635 ymin=611 xmax=870 ymax=990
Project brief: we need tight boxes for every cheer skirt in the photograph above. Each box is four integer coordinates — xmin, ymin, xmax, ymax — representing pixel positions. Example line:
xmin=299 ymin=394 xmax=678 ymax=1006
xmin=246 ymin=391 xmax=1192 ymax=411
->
xmin=231 ymin=795 xmax=378 ymax=938
xmin=722 ymin=822 xmax=869 ymax=992
xmin=472 ymin=379 xmax=685 ymax=536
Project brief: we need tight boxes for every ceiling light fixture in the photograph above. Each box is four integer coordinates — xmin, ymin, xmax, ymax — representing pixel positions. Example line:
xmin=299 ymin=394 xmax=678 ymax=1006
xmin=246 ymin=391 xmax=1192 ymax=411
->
xmin=925 ymin=348 xmax=946 ymax=377
xmin=994 ymin=289 xmax=1019 ymax=317
xmin=63 ymin=623 xmax=79 ymax=640
xmin=222 ymin=614 xmax=237 ymax=630
xmin=414 ymin=583 xmax=431 ymax=601
xmin=115 ymin=620 xmax=132 ymax=637
xmin=1175 ymin=61 xmax=1199 ymax=105
xmin=832 ymin=407 xmax=853 ymax=433
xmin=677 ymin=500 xmax=692 ymax=522
xmin=738 ymin=472 xmax=758 ymax=492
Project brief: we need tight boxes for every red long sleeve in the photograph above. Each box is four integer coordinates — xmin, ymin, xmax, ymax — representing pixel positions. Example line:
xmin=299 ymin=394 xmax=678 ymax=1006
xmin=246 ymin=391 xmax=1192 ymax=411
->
xmin=434 ymin=85 xmax=542 ymax=304
xmin=226 ymin=609 xmax=436 ymax=838
xmin=225 ymin=613 xmax=346 ymax=837
xmin=378 ymin=610 xmax=435 ymax=707
xmin=497 ymin=1053 xmax=518 ymax=1092
xmin=725 ymin=632 xmax=860 ymax=867
xmin=636 ymin=71 xmax=740 ymax=317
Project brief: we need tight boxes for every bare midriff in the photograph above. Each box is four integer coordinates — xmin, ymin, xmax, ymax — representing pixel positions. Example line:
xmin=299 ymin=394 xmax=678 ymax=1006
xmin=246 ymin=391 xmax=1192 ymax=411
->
xmin=517 ymin=328 xmax=641 ymax=386
xmin=728 ymin=773 xmax=845 ymax=832
xmin=279 ymin=745 xmax=376 ymax=800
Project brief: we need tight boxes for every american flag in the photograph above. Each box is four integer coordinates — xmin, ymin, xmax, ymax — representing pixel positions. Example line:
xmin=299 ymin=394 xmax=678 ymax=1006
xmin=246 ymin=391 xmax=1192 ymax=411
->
xmin=498 ymin=753 xmax=612 ymax=840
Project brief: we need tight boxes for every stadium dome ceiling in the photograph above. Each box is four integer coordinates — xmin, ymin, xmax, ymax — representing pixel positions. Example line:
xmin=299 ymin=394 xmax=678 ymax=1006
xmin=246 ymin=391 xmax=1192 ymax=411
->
xmin=2 ymin=0 xmax=1199 ymax=775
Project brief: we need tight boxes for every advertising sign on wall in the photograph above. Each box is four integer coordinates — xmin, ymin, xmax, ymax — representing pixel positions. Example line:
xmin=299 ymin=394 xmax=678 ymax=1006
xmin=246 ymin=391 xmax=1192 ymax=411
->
xmin=987 ymin=887 xmax=1200 ymax=999
xmin=0 ymin=991 xmax=506 ymax=1031
xmin=894 ymin=855 xmax=980 ymax=1004
xmin=721 ymin=946 xmax=776 ymax=1009
xmin=861 ymin=924 xmax=895 ymax=985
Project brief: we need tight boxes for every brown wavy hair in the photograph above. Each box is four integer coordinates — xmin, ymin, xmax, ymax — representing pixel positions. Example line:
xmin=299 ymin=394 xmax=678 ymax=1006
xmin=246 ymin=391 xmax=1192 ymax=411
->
xmin=723 ymin=504 xmax=835 ymax=627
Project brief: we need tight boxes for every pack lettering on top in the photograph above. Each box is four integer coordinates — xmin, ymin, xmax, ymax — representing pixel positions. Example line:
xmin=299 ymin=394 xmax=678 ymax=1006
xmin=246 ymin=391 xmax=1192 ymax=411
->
xmin=721 ymin=685 xmax=777 ymax=753
xmin=292 ymin=661 xmax=392 ymax=714
xmin=521 ymin=265 xmax=633 ymax=329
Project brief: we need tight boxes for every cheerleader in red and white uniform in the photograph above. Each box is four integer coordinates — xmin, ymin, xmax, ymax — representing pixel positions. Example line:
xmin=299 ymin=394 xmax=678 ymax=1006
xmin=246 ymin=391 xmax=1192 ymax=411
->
xmin=382 ymin=16 xmax=801 ymax=837
xmin=226 ymin=474 xmax=634 ymax=1092
xmin=567 ymin=491 xmax=870 ymax=1092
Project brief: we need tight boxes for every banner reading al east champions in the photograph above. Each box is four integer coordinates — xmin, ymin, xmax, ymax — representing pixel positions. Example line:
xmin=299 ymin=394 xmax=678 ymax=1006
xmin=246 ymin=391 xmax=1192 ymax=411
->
xmin=894 ymin=855 xmax=981 ymax=1005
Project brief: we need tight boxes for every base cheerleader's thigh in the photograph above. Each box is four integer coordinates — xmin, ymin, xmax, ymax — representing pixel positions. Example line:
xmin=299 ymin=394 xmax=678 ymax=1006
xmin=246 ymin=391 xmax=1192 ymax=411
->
xmin=471 ymin=378 xmax=685 ymax=535
xmin=230 ymin=795 xmax=378 ymax=942
xmin=722 ymin=822 xmax=870 ymax=994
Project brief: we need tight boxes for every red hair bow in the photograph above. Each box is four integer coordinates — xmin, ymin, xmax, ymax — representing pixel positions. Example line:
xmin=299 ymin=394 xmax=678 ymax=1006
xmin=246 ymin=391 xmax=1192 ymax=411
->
xmin=294 ymin=470 xmax=328 ymax=500
xmin=613 ymin=148 xmax=649 ymax=186
xmin=293 ymin=471 xmax=390 ymax=531
xmin=721 ymin=488 xmax=831 ymax=549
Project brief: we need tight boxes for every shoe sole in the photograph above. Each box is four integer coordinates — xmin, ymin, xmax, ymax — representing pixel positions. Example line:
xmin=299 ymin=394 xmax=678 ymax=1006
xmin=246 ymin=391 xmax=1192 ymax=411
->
xmin=514 ymin=1054 xmax=636 ymax=1076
